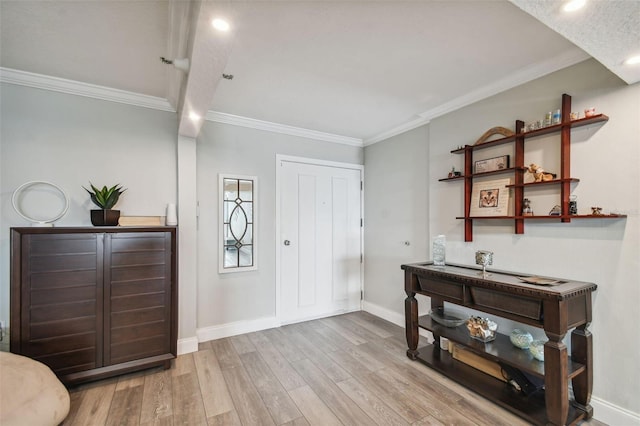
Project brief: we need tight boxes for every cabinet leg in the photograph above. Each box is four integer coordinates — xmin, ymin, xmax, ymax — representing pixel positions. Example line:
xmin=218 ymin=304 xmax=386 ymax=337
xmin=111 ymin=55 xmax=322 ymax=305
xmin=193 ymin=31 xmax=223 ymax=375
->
xmin=544 ymin=337 xmax=569 ymax=426
xmin=571 ymin=325 xmax=594 ymax=419
xmin=405 ymin=292 xmax=419 ymax=360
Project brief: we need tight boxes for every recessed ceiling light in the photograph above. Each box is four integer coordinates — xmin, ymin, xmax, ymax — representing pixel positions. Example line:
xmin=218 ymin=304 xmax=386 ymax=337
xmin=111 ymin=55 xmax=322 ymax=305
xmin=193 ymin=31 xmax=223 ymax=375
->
xmin=563 ymin=0 xmax=586 ymax=12
xmin=211 ymin=18 xmax=230 ymax=32
xmin=624 ymin=55 xmax=640 ymax=66
xmin=189 ymin=112 xmax=201 ymax=121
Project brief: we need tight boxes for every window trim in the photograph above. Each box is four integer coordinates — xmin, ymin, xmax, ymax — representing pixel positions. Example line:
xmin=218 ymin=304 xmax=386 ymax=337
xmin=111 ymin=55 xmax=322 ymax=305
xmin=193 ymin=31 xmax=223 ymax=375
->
xmin=218 ymin=173 xmax=258 ymax=274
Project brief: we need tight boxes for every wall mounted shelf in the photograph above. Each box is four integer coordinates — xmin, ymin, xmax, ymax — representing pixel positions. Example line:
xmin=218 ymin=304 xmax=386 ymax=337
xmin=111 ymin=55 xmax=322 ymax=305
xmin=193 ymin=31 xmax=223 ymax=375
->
xmin=442 ymin=93 xmax=625 ymax=241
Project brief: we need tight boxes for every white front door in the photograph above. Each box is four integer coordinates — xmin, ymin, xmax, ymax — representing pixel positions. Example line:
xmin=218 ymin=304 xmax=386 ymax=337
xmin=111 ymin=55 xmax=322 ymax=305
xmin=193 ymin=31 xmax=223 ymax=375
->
xmin=278 ymin=157 xmax=362 ymax=324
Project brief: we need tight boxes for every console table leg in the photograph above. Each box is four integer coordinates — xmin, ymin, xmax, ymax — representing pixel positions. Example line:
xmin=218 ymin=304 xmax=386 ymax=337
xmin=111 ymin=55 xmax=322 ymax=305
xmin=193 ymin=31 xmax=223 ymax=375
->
xmin=571 ymin=325 xmax=594 ymax=419
xmin=544 ymin=338 xmax=569 ymax=426
xmin=405 ymin=292 xmax=419 ymax=360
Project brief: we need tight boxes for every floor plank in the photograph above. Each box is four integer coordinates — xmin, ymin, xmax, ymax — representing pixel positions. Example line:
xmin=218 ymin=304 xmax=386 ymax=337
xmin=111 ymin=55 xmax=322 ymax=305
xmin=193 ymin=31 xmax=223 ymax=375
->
xmin=287 ymin=385 xmax=342 ymax=426
xmin=221 ymin=357 xmax=275 ymax=425
xmin=210 ymin=338 xmax=243 ymax=370
xmin=261 ymin=327 xmax=307 ymax=363
xmin=240 ymin=350 xmax=303 ymax=424
xmin=247 ymin=330 xmax=307 ymax=391
xmin=66 ymin=381 xmax=117 ymax=426
xmin=292 ymin=358 xmax=374 ymax=425
xmin=374 ymin=368 xmax=478 ymax=426
xmin=325 ymin=348 xmax=429 ymax=423
xmin=280 ymin=325 xmax=352 ymax=383
xmin=140 ymin=369 xmax=173 ymax=424
xmin=336 ymin=377 xmax=409 ymax=426
xmin=193 ymin=349 xmax=235 ymax=418
xmin=306 ymin=320 xmax=357 ymax=351
xmin=171 ymin=371 xmax=207 ymax=426
xmin=105 ymin=383 xmax=144 ymax=426
xmin=207 ymin=409 xmax=242 ymax=426
xmin=230 ymin=333 xmax=257 ymax=355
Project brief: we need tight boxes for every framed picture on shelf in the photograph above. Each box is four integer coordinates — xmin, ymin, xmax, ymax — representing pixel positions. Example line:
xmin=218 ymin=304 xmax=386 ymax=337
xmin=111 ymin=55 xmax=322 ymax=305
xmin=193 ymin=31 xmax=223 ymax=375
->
xmin=474 ymin=155 xmax=509 ymax=174
xmin=469 ymin=178 xmax=511 ymax=217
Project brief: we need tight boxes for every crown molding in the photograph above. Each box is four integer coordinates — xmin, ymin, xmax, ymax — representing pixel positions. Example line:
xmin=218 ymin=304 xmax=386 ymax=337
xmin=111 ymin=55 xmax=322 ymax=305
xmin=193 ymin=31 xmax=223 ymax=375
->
xmin=206 ymin=111 xmax=364 ymax=147
xmin=0 ymin=67 xmax=175 ymax=112
xmin=365 ymin=48 xmax=591 ymax=146
xmin=364 ymin=116 xmax=431 ymax=146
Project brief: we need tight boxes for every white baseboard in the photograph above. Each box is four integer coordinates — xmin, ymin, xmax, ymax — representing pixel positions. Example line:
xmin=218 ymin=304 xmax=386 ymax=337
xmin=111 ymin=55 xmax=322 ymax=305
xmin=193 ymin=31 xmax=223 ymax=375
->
xmin=363 ymin=301 xmax=639 ymax=425
xmin=177 ymin=336 xmax=199 ymax=355
xmin=591 ymin=396 xmax=640 ymax=425
xmin=362 ymin=300 xmax=431 ymax=340
xmin=196 ymin=316 xmax=280 ymax=344
xmin=362 ymin=300 xmax=405 ymax=327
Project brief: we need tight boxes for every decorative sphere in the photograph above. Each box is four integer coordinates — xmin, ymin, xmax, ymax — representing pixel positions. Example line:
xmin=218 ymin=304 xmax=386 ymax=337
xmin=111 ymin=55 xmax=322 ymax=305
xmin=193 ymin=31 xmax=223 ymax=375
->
xmin=529 ymin=340 xmax=546 ymax=361
xmin=510 ymin=329 xmax=533 ymax=349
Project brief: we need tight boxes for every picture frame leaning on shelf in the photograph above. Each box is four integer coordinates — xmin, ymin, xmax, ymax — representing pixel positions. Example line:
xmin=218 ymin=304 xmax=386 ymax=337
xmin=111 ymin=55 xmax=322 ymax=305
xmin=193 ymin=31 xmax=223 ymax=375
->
xmin=469 ymin=178 xmax=511 ymax=217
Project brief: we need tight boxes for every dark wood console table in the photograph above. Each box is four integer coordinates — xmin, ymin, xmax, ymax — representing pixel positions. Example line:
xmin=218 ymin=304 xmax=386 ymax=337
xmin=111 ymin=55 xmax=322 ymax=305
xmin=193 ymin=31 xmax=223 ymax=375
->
xmin=402 ymin=262 xmax=596 ymax=426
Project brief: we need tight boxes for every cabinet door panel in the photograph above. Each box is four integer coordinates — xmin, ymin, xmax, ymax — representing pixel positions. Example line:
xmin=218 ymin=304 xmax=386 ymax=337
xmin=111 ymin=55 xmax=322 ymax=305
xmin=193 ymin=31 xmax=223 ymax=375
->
xmin=31 ymin=300 xmax=96 ymax=323
xmin=30 ymin=269 xmax=98 ymax=289
xmin=30 ymin=284 xmax=96 ymax=305
xmin=111 ymin=264 xmax=166 ymax=282
xmin=37 ymin=348 xmax=97 ymax=374
xmin=30 ymin=316 xmax=97 ymax=340
xmin=28 ymin=332 xmax=96 ymax=355
xmin=110 ymin=306 xmax=166 ymax=328
xmin=30 ymin=253 xmax=97 ymax=272
xmin=111 ymin=293 xmax=166 ymax=311
xmin=110 ymin=335 xmax=168 ymax=364
xmin=110 ymin=278 xmax=166 ymax=297
xmin=105 ymin=232 xmax=172 ymax=366
xmin=19 ymin=233 xmax=102 ymax=374
xmin=111 ymin=251 xmax=166 ymax=266
xmin=111 ymin=320 xmax=166 ymax=342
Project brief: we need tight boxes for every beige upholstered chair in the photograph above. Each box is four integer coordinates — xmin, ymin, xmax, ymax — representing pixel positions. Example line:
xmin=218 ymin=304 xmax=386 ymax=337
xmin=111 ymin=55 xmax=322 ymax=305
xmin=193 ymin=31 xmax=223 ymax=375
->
xmin=0 ymin=351 xmax=70 ymax=425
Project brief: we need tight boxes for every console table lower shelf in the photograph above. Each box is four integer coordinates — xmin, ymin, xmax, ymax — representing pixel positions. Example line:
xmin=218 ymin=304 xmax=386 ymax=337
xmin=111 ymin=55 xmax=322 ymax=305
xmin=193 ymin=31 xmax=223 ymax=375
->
xmin=412 ymin=344 xmax=586 ymax=426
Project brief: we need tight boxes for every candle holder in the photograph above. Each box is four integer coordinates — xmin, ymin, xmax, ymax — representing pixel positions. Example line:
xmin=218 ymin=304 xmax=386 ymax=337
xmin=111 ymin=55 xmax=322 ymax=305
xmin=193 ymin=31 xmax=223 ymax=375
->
xmin=475 ymin=250 xmax=493 ymax=277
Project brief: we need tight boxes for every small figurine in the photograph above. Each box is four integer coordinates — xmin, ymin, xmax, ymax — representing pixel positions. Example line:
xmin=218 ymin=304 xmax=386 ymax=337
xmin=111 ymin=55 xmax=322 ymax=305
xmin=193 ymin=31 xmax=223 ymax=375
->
xmin=549 ymin=205 xmax=561 ymax=216
xmin=591 ymin=206 xmax=603 ymax=215
xmin=569 ymin=195 xmax=578 ymax=215
xmin=522 ymin=198 xmax=533 ymax=216
xmin=527 ymin=163 xmax=557 ymax=182
xmin=448 ymin=167 xmax=461 ymax=178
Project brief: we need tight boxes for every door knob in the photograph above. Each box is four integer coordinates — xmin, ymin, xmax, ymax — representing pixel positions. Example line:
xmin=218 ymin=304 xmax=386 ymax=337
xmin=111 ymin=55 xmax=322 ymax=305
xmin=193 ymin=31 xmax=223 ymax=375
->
xmin=284 ymin=240 xmax=290 ymax=246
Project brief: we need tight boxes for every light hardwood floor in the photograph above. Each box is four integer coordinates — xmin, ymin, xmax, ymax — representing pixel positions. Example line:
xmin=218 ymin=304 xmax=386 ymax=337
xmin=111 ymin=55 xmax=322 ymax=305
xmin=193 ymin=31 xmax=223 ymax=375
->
xmin=62 ymin=311 xmax=605 ymax=426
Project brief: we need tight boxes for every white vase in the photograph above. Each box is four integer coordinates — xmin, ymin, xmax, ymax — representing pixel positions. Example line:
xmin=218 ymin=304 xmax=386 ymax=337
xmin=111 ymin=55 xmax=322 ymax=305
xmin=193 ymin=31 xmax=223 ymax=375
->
xmin=166 ymin=203 xmax=177 ymax=225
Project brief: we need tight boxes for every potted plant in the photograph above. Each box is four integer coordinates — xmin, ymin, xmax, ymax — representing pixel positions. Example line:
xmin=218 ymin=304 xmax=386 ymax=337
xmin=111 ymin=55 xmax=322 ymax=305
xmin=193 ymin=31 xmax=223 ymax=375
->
xmin=83 ymin=183 xmax=126 ymax=226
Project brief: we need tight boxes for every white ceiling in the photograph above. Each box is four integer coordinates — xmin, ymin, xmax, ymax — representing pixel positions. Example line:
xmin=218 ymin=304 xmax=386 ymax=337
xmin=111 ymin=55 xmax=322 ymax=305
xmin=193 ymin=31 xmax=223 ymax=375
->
xmin=1 ymin=1 xmax=638 ymax=145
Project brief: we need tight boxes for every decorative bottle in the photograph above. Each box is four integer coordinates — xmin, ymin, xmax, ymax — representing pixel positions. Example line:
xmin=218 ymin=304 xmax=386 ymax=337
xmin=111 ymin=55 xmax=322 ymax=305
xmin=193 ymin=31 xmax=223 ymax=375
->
xmin=433 ymin=235 xmax=446 ymax=266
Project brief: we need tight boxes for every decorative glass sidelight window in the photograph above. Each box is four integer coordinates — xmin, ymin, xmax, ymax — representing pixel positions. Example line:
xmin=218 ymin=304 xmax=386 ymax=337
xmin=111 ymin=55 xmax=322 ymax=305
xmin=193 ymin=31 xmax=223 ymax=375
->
xmin=219 ymin=175 xmax=257 ymax=273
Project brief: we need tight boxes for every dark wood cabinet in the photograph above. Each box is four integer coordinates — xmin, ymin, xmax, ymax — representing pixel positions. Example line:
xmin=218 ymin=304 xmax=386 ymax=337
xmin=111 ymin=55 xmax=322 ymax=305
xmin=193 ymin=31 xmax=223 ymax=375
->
xmin=402 ymin=262 xmax=596 ymax=426
xmin=440 ymin=93 xmax=625 ymax=241
xmin=10 ymin=227 xmax=177 ymax=385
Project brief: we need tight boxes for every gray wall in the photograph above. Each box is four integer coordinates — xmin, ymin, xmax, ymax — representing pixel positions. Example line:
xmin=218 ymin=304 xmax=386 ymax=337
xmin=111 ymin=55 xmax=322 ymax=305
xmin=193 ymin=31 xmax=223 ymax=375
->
xmin=195 ymin=121 xmax=363 ymax=328
xmin=0 ymin=84 xmax=178 ymax=333
xmin=363 ymin=125 xmax=429 ymax=318
xmin=364 ymin=59 xmax=639 ymax=418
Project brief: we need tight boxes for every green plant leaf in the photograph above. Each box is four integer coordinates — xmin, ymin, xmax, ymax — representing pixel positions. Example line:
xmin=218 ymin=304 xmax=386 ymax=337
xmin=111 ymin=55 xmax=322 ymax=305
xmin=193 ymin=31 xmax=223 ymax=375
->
xmin=83 ymin=182 xmax=126 ymax=209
